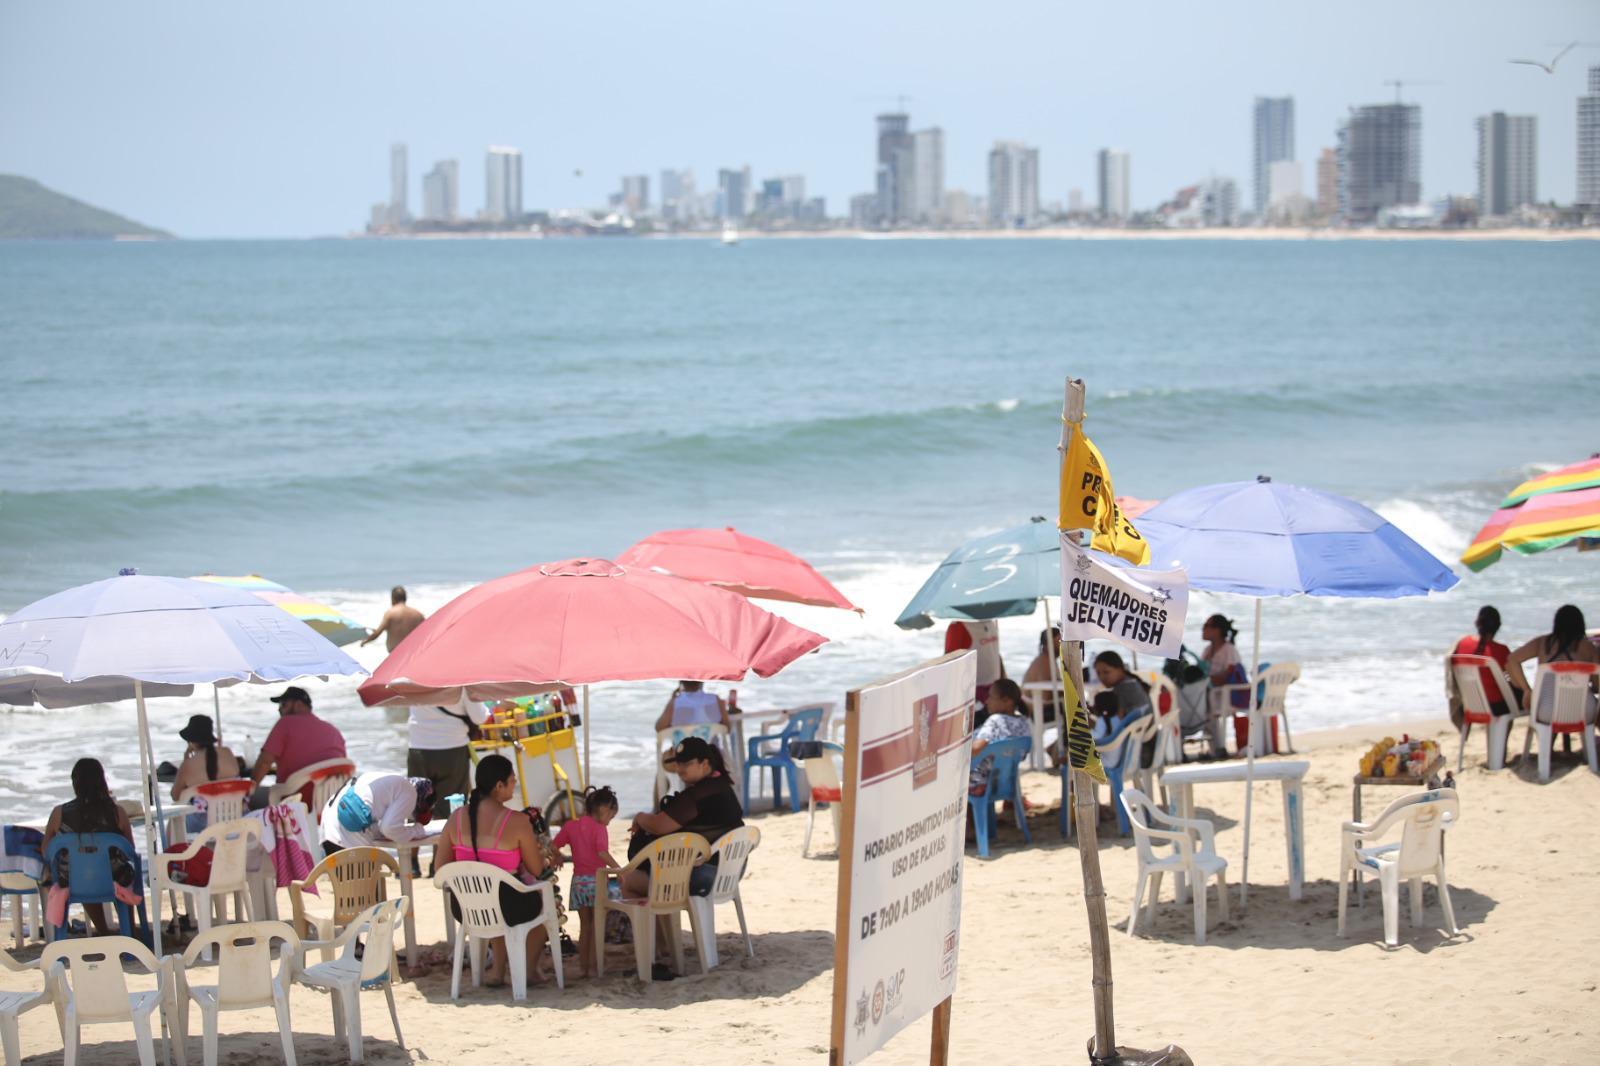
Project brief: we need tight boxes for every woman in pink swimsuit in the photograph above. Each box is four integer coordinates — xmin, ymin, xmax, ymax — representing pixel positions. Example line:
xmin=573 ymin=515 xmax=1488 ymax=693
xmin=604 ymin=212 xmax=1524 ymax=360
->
xmin=436 ymin=755 xmax=552 ymax=986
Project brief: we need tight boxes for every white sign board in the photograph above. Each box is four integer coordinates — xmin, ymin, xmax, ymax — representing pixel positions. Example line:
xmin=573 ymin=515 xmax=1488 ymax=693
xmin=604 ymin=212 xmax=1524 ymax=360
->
xmin=831 ymin=651 xmax=975 ymax=1065
xmin=1058 ymin=532 xmax=1189 ymax=658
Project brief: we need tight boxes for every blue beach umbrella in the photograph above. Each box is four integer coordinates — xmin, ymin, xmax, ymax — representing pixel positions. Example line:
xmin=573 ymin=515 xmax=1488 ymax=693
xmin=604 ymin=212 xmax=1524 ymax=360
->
xmin=0 ymin=572 xmax=367 ymax=938
xmin=894 ymin=516 xmax=1061 ymax=630
xmin=1136 ymin=477 xmax=1458 ymax=900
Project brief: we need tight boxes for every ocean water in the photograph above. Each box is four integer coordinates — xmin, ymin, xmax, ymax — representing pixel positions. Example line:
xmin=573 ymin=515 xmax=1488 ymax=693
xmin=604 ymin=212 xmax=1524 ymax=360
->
xmin=2 ymin=236 xmax=1598 ymax=820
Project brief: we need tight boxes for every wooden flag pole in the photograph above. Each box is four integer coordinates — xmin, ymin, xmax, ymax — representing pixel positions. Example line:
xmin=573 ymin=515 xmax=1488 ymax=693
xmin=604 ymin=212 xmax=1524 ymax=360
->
xmin=1060 ymin=378 xmax=1117 ymax=1060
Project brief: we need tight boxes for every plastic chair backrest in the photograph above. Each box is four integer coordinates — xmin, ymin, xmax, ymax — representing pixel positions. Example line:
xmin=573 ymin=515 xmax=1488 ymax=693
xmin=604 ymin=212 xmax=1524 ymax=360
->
xmin=704 ymin=826 xmax=759 ymax=903
xmin=313 ymin=847 xmax=395 ymax=927
xmin=1449 ymin=654 xmax=1517 ymax=717
xmin=44 ymin=833 xmax=138 ymax=906
xmin=41 ymin=935 xmax=160 ymax=1023
xmin=184 ymin=921 xmax=298 ymax=1008
xmin=1367 ymin=788 xmax=1458 ymax=877
xmin=183 ymin=778 xmax=254 ymax=825
xmin=354 ymin=898 xmax=407 ymax=984
xmin=639 ymin=833 xmax=711 ymax=910
xmin=274 ymin=758 xmax=357 ymax=810
xmin=1257 ymin=663 xmax=1300 ymax=717
xmin=780 ymin=708 xmax=825 ymax=748
xmin=433 ymin=861 xmax=521 ymax=937
xmin=1532 ymin=662 xmax=1598 ymax=727
xmin=195 ymin=819 xmax=261 ymax=890
xmin=976 ymin=736 xmax=1030 ymax=799
xmin=802 ymin=743 xmax=844 ymax=795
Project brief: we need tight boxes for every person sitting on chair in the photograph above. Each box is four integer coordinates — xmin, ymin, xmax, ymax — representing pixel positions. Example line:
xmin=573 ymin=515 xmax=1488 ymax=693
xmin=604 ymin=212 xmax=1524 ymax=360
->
xmin=171 ymin=715 xmax=242 ymax=834
xmin=41 ymin=758 xmax=136 ymax=936
xmin=625 ymin=737 xmax=743 ymax=898
xmin=969 ymin=679 xmax=1032 ymax=795
xmin=1090 ymin=651 xmax=1152 ymax=770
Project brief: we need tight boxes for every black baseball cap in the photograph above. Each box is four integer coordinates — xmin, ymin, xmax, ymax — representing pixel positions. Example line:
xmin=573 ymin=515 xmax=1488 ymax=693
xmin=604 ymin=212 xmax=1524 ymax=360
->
xmin=270 ymin=686 xmax=312 ymax=708
xmin=664 ymin=736 xmax=717 ymax=766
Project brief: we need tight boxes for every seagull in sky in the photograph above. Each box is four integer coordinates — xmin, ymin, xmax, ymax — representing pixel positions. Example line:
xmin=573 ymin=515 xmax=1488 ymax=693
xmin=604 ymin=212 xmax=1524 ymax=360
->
xmin=1510 ymin=42 xmax=1576 ymax=74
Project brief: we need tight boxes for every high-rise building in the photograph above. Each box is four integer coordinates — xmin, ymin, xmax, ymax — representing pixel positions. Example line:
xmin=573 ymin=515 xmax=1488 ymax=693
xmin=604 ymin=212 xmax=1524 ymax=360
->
xmin=621 ymin=175 xmax=649 ymax=215
xmin=911 ymin=127 xmax=944 ymax=222
xmin=987 ymin=141 xmax=1040 ymax=227
xmin=1336 ymin=103 xmax=1421 ymax=224
xmin=421 ymin=159 xmax=459 ymax=222
xmin=660 ymin=169 xmax=696 ymax=222
xmin=782 ymin=175 xmax=806 ymax=208
xmin=485 ymin=146 xmax=523 ymax=223
xmin=1475 ymin=113 xmax=1537 ymax=216
xmin=1252 ymin=97 xmax=1295 ymax=214
xmin=875 ymin=113 xmax=914 ymax=225
xmin=1097 ymin=148 xmax=1131 ymax=220
xmin=389 ymin=143 xmax=409 ymax=225
xmin=1315 ymin=148 xmax=1338 ymax=217
xmin=1067 ymin=188 xmax=1084 ymax=214
xmin=849 ymin=193 xmax=878 ymax=229
xmin=717 ymin=167 xmax=750 ymax=220
xmin=1578 ymin=67 xmax=1600 ymax=207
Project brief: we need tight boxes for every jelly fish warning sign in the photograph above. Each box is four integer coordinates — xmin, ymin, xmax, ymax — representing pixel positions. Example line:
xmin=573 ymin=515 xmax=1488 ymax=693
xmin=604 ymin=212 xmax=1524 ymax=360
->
xmin=1058 ymin=534 xmax=1188 ymax=658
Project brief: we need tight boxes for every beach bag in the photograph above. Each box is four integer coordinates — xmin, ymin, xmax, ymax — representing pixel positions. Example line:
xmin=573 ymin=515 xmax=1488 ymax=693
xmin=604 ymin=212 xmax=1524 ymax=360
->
xmin=336 ymin=790 xmax=374 ymax=834
xmin=1164 ymin=646 xmax=1207 ymax=687
xmin=162 ymin=842 xmax=213 ymax=887
xmin=1223 ymin=663 xmax=1252 ymax=710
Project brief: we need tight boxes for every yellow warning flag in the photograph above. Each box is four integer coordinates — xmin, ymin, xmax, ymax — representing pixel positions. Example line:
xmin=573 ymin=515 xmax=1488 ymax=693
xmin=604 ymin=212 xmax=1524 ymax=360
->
xmin=1057 ymin=648 xmax=1107 ymax=786
xmin=1059 ymin=424 xmax=1151 ymax=566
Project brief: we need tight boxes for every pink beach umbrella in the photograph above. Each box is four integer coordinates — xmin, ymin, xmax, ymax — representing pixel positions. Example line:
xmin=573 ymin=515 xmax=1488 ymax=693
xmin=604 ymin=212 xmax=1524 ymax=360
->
xmin=617 ymin=526 xmax=861 ymax=613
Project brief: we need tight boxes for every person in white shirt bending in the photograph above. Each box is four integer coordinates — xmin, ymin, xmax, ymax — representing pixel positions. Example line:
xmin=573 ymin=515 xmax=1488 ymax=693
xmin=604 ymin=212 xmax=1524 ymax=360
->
xmin=321 ymin=772 xmax=436 ymax=857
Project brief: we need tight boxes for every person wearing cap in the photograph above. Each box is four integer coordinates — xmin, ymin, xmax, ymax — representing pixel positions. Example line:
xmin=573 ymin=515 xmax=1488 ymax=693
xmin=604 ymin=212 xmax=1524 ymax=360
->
xmin=622 ymin=736 xmax=743 ymax=898
xmin=320 ymin=771 xmax=436 ymax=856
xmin=249 ymin=686 xmax=348 ymax=801
xmin=170 ymin=715 xmax=242 ymax=833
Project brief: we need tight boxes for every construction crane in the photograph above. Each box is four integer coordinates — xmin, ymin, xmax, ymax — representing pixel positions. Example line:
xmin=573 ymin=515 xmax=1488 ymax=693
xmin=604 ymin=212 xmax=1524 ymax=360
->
xmin=1383 ymin=79 xmax=1440 ymax=103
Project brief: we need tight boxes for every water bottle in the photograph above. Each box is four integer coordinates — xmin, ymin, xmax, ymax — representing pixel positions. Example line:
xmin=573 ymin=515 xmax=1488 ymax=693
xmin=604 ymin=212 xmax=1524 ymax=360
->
xmin=728 ymin=688 xmax=740 ymax=715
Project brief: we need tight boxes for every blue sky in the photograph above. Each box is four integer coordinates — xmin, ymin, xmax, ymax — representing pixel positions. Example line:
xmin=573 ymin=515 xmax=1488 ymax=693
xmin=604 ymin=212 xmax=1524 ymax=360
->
xmin=2 ymin=0 xmax=1597 ymax=237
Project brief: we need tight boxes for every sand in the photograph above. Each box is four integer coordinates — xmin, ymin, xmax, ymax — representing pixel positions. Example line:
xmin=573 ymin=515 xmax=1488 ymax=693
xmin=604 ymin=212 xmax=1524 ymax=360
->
xmin=4 ymin=716 xmax=1598 ymax=1065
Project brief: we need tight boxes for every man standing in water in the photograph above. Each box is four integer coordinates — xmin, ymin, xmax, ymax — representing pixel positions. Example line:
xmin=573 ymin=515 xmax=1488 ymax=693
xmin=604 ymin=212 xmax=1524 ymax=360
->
xmin=362 ymin=586 xmax=425 ymax=652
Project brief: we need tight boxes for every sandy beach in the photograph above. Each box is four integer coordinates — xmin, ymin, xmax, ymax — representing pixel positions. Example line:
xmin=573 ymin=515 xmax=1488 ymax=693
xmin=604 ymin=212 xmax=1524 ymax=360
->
xmin=5 ymin=715 xmax=1596 ymax=1065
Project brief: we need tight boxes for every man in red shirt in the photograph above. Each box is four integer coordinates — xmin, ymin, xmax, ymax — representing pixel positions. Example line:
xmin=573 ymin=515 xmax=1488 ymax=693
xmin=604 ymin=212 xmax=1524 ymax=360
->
xmin=249 ymin=686 xmax=348 ymax=799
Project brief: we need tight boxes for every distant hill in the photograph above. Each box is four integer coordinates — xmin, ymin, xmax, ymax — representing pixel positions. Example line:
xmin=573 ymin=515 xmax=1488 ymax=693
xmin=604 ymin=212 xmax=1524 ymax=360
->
xmin=0 ymin=175 xmax=170 ymax=239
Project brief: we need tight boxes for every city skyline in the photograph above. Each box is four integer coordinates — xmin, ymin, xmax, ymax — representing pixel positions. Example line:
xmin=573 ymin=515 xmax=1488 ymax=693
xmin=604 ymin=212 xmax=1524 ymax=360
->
xmin=2 ymin=1 xmax=1596 ymax=236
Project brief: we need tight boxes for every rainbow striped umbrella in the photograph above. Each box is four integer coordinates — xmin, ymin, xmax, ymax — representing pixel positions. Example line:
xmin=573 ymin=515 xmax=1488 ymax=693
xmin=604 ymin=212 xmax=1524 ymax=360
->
xmin=192 ymin=574 xmax=369 ymax=646
xmin=1462 ymin=455 xmax=1600 ymax=571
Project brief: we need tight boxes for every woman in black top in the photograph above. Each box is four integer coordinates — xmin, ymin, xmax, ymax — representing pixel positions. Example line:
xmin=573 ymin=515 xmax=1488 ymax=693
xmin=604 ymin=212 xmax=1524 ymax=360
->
xmin=41 ymin=758 xmax=135 ymax=935
xmin=625 ymin=737 xmax=743 ymax=897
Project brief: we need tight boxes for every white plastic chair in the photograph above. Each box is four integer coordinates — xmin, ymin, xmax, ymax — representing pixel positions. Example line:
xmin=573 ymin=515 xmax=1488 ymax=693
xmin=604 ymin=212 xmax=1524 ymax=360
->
xmin=1119 ymin=788 xmax=1229 ymax=945
xmin=268 ymin=760 xmax=356 ymax=845
xmin=154 ymin=819 xmax=262 ymax=960
xmin=596 ymin=833 xmax=710 ymax=982
xmin=1 ymin=948 xmax=53 ymax=1066
xmin=288 ymin=846 xmax=398 ymax=964
xmin=1 ymin=874 xmax=41 ymax=953
xmin=295 ymin=898 xmax=407 ymax=1064
xmin=654 ymin=723 xmax=733 ymax=805
xmin=685 ymin=826 xmax=760 ymax=971
xmin=1337 ymin=788 xmax=1459 ymax=947
xmin=799 ymin=743 xmax=844 ymax=857
xmin=432 ymin=862 xmax=562 ymax=1001
xmin=1142 ymin=672 xmax=1185 ymax=768
xmin=1253 ymin=662 xmax=1300 ymax=753
xmin=41 ymin=935 xmax=179 ymax=1066
xmin=177 ymin=921 xmax=299 ymax=1066
xmin=167 ymin=779 xmax=253 ymax=841
xmin=1448 ymin=653 xmax=1524 ymax=771
xmin=1520 ymin=662 xmax=1599 ymax=781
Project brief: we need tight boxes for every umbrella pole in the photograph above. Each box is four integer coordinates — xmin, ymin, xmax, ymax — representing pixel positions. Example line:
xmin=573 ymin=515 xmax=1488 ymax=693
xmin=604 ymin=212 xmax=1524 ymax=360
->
xmin=1240 ymin=597 xmax=1262 ymax=906
xmin=581 ymin=685 xmax=591 ymax=789
xmin=213 ymin=685 xmax=223 ymax=745
xmin=135 ymin=680 xmax=163 ymax=947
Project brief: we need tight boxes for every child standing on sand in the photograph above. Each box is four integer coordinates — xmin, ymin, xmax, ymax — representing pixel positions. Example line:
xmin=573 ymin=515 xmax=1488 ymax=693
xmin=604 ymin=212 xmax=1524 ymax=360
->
xmin=553 ymin=786 xmax=623 ymax=978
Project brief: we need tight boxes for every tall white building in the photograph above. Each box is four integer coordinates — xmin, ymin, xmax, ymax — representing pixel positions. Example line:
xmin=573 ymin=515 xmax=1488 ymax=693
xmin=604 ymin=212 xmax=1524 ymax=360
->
xmin=621 ymin=175 xmax=649 ymax=214
xmin=1097 ymin=148 xmax=1131 ymax=220
xmin=987 ymin=141 xmax=1040 ymax=227
xmin=1475 ymin=113 xmax=1537 ymax=216
xmin=660 ymin=168 xmax=696 ymax=222
xmin=484 ymin=146 xmax=523 ymax=222
xmin=1579 ymin=66 xmax=1600 ymax=207
xmin=1252 ymin=97 xmax=1295 ymax=214
xmin=389 ymin=143 xmax=409 ymax=225
xmin=421 ymin=159 xmax=459 ymax=222
xmin=911 ymin=127 xmax=944 ymax=223
xmin=1267 ymin=160 xmax=1303 ymax=207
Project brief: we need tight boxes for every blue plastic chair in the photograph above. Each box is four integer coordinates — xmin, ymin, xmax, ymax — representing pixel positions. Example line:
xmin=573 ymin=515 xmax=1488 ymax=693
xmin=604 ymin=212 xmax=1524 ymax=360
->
xmin=43 ymin=833 xmax=152 ymax=947
xmin=971 ymin=736 xmax=1032 ymax=858
xmin=744 ymin=707 xmax=824 ymax=813
xmin=1059 ymin=714 xmax=1150 ymax=839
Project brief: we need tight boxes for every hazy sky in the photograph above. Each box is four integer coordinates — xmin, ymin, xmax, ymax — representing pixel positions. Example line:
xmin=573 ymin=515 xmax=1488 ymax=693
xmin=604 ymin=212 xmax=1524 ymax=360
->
xmin=3 ymin=1 xmax=1597 ymax=237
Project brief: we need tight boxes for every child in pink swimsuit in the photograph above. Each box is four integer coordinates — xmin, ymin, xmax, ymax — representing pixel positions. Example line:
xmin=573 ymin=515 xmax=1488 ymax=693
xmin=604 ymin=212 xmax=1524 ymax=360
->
xmin=553 ymin=786 xmax=622 ymax=977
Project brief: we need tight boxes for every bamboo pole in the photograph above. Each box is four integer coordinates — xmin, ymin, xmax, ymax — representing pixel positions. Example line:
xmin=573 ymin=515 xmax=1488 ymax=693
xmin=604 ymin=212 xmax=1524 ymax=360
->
xmin=1060 ymin=378 xmax=1117 ymax=1060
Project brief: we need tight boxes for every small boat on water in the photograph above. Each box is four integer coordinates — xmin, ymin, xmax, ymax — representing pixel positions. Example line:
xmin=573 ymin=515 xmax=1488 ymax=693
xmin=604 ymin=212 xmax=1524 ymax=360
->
xmin=721 ymin=222 xmax=740 ymax=245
